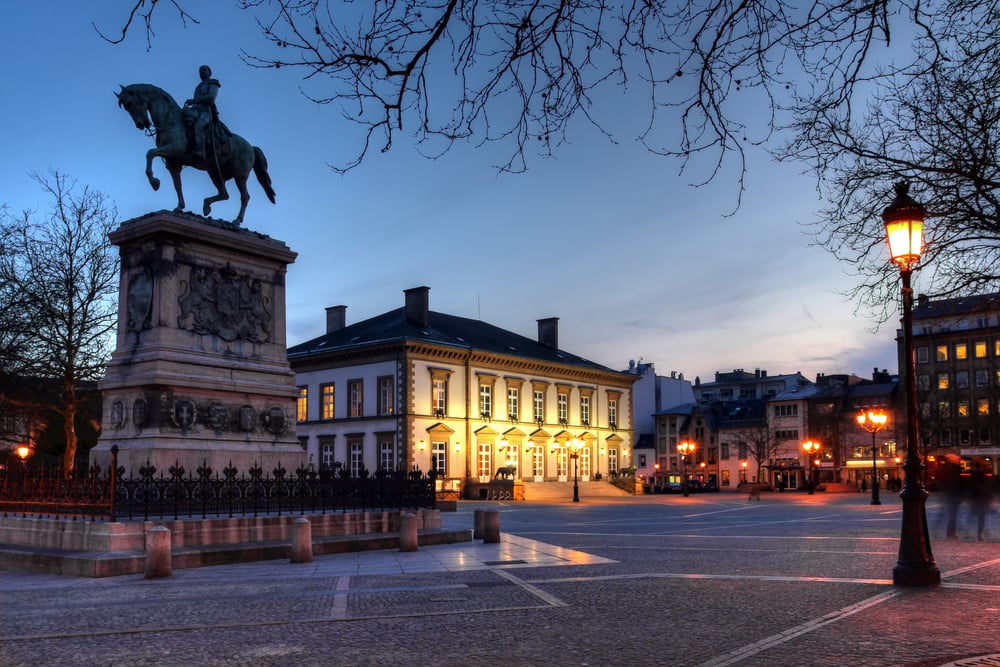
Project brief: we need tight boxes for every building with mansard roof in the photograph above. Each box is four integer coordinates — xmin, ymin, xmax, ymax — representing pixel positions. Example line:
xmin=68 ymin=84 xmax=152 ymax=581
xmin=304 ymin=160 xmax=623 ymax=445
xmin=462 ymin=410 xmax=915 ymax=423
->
xmin=287 ymin=287 xmax=637 ymax=499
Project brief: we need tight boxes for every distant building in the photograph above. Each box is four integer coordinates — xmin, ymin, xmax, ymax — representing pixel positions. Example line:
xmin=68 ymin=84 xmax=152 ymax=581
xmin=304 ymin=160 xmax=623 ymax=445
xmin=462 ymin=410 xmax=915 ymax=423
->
xmin=288 ymin=287 xmax=638 ymax=499
xmin=624 ymin=361 xmax=694 ymax=484
xmin=693 ymin=368 xmax=811 ymax=402
xmin=903 ymin=292 xmax=1000 ymax=476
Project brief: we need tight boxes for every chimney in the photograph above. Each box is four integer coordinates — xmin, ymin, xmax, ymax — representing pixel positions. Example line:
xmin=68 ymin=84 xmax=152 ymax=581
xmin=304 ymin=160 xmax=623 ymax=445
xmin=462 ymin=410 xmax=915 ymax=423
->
xmin=537 ymin=317 xmax=559 ymax=349
xmin=404 ymin=286 xmax=430 ymax=327
xmin=325 ymin=305 xmax=347 ymax=334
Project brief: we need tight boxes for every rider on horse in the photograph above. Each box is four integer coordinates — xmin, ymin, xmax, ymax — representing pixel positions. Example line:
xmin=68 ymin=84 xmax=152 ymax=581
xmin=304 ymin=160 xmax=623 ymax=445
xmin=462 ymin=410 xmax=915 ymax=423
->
xmin=183 ymin=65 xmax=221 ymax=161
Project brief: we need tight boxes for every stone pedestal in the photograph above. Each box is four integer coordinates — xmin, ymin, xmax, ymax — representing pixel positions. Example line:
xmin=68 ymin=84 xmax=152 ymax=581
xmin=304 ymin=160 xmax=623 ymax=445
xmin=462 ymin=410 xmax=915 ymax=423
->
xmin=91 ymin=211 xmax=306 ymax=474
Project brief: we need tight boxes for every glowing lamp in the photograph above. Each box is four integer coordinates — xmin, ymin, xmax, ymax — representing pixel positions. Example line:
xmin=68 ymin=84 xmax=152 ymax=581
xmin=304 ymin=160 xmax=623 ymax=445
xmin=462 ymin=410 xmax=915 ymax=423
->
xmin=882 ymin=182 xmax=925 ymax=270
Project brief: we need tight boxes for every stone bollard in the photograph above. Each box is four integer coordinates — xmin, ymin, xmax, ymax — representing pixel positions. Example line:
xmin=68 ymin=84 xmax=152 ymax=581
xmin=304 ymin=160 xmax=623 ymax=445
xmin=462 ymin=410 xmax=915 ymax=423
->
xmin=473 ymin=509 xmax=485 ymax=540
xmin=145 ymin=525 xmax=172 ymax=578
xmin=290 ymin=517 xmax=314 ymax=563
xmin=399 ymin=512 xmax=419 ymax=552
xmin=483 ymin=509 xmax=501 ymax=544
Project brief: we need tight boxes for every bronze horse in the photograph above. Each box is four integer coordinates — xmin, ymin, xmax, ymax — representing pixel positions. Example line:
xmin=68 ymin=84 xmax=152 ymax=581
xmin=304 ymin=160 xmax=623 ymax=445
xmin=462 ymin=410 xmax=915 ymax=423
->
xmin=116 ymin=83 xmax=275 ymax=225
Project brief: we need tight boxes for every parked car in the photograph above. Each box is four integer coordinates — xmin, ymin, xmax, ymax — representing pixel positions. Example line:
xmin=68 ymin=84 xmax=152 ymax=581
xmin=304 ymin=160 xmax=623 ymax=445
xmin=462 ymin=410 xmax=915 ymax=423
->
xmin=664 ymin=481 xmax=683 ymax=493
xmin=684 ymin=479 xmax=704 ymax=492
xmin=703 ymin=480 xmax=720 ymax=492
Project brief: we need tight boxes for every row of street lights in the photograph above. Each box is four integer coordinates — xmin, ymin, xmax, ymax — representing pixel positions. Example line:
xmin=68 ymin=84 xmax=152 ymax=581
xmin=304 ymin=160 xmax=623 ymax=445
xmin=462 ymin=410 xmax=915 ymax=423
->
xmin=647 ymin=184 xmax=939 ymax=588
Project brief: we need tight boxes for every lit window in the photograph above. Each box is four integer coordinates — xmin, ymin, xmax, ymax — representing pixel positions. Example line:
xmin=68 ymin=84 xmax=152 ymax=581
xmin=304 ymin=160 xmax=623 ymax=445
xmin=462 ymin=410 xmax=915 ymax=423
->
xmin=296 ymin=386 xmax=308 ymax=422
xmin=978 ymin=399 xmax=990 ymax=416
xmin=938 ymin=374 xmax=949 ymax=390
xmin=432 ymin=441 xmax=446 ymax=476
xmin=533 ymin=390 xmax=545 ymax=422
xmin=479 ymin=384 xmax=492 ymax=418
xmin=958 ymin=401 xmax=970 ymax=417
xmin=580 ymin=395 xmax=591 ymax=425
xmin=936 ymin=345 xmax=949 ymax=361
xmin=432 ymin=378 xmax=447 ymax=415
xmin=955 ymin=343 xmax=968 ymax=360
xmin=975 ymin=341 xmax=988 ymax=358
xmin=321 ymin=383 xmax=335 ymax=420
xmin=508 ymin=388 xmax=519 ymax=421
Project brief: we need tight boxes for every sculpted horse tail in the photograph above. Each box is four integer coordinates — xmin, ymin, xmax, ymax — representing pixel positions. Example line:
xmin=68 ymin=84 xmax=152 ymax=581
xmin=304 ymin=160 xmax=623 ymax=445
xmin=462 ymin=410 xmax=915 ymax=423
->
xmin=253 ymin=146 xmax=276 ymax=204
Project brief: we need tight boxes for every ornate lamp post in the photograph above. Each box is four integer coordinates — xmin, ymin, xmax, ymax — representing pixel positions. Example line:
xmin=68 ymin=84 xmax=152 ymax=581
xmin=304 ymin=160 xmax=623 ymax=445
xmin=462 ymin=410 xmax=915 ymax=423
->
xmin=882 ymin=182 xmax=940 ymax=586
xmin=16 ymin=445 xmax=30 ymax=463
xmin=802 ymin=440 xmax=820 ymax=495
xmin=857 ymin=409 xmax=888 ymax=505
xmin=677 ymin=440 xmax=695 ymax=497
xmin=569 ymin=438 xmax=584 ymax=502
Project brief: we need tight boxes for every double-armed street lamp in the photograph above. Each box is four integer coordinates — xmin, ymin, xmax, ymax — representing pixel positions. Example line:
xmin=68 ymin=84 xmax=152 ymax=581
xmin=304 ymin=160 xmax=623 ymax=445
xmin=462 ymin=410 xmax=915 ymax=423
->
xmin=856 ymin=408 xmax=888 ymax=505
xmin=882 ymin=182 xmax=940 ymax=586
xmin=677 ymin=440 xmax=695 ymax=497
xmin=802 ymin=440 xmax=821 ymax=495
xmin=568 ymin=438 xmax=584 ymax=502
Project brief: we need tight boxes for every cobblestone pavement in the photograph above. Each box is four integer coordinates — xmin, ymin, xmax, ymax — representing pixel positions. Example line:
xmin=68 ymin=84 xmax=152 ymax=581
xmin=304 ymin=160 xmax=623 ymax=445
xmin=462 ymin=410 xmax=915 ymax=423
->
xmin=1 ymin=493 xmax=999 ymax=666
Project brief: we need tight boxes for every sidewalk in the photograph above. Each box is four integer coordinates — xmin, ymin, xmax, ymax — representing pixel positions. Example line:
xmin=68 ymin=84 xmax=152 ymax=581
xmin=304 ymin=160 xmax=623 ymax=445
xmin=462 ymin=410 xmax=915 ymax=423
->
xmin=1 ymin=494 xmax=998 ymax=666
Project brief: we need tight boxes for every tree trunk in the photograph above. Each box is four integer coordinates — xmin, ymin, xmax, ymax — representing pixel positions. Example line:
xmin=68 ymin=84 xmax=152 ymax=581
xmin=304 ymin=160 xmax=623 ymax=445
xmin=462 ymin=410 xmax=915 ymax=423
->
xmin=63 ymin=379 xmax=78 ymax=473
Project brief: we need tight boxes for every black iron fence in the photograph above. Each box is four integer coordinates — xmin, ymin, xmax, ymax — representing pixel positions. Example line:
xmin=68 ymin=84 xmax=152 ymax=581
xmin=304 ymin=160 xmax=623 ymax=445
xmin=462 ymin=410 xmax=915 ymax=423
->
xmin=1 ymin=453 xmax=437 ymax=522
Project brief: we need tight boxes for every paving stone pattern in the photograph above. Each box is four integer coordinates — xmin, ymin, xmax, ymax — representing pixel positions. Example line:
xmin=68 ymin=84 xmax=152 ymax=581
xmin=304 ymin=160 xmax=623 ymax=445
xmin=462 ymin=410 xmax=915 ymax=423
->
xmin=1 ymin=493 xmax=999 ymax=666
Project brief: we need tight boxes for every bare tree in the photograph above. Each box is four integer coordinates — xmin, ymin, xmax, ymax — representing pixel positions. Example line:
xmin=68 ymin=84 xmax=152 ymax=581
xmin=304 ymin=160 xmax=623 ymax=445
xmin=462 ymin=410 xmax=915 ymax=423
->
xmin=0 ymin=172 xmax=119 ymax=471
xmin=724 ymin=422 xmax=782 ymax=484
xmin=101 ymin=3 xmax=928 ymax=190
xmin=786 ymin=7 xmax=1000 ymax=321
xmin=103 ymin=1 xmax=1000 ymax=302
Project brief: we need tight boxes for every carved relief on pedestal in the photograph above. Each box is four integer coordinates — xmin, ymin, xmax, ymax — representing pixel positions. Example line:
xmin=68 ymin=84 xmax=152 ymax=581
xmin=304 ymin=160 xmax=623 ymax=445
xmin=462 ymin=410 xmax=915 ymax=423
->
xmin=206 ymin=401 xmax=229 ymax=431
xmin=126 ymin=266 xmax=153 ymax=332
xmin=176 ymin=263 xmax=272 ymax=342
xmin=109 ymin=401 xmax=126 ymax=430
xmin=264 ymin=406 xmax=286 ymax=435
xmin=171 ymin=400 xmax=197 ymax=429
xmin=238 ymin=404 xmax=258 ymax=432
xmin=132 ymin=398 xmax=149 ymax=429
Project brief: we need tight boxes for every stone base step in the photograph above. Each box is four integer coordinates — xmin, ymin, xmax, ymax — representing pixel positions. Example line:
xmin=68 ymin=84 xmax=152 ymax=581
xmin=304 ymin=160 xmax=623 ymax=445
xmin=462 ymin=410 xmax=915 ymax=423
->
xmin=521 ymin=480 xmax=633 ymax=501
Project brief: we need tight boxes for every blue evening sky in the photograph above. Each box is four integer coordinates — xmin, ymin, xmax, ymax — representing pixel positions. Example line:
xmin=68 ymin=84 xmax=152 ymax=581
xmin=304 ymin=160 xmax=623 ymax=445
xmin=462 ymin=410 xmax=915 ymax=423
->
xmin=1 ymin=3 xmax=903 ymax=383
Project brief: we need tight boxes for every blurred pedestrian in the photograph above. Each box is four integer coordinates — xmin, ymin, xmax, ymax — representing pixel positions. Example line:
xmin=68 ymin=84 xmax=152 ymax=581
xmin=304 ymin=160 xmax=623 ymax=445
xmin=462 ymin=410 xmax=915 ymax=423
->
xmin=967 ymin=461 xmax=993 ymax=541
xmin=940 ymin=454 xmax=964 ymax=538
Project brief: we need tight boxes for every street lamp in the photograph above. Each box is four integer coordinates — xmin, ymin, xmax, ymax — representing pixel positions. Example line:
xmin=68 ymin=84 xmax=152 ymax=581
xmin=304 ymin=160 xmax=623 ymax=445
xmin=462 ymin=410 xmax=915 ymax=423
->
xmin=16 ymin=445 xmax=30 ymax=462
xmin=882 ymin=181 xmax=940 ymax=586
xmin=856 ymin=408 xmax=888 ymax=505
xmin=677 ymin=441 xmax=695 ymax=497
xmin=568 ymin=438 xmax=584 ymax=502
xmin=802 ymin=440 xmax=820 ymax=495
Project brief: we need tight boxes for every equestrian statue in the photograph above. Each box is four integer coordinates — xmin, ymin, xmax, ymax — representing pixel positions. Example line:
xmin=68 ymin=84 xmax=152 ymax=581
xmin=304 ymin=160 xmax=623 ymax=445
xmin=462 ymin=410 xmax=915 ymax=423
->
xmin=116 ymin=66 xmax=275 ymax=225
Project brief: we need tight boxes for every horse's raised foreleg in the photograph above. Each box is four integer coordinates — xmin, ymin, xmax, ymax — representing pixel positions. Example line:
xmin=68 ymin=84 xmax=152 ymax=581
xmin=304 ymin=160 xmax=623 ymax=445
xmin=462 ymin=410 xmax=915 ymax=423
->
xmin=144 ymin=148 xmax=162 ymax=192
xmin=202 ymin=175 xmax=229 ymax=220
